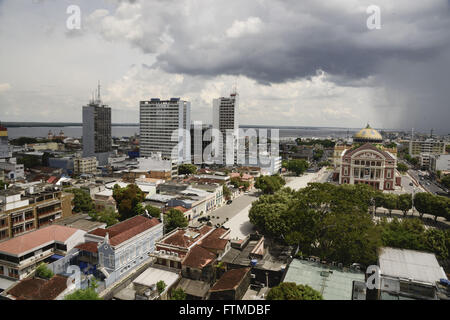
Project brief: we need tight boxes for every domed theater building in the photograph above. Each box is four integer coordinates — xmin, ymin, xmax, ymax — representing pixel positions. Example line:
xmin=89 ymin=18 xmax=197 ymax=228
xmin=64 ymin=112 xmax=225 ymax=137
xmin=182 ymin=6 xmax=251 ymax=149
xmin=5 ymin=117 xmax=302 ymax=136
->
xmin=336 ymin=124 xmax=401 ymax=191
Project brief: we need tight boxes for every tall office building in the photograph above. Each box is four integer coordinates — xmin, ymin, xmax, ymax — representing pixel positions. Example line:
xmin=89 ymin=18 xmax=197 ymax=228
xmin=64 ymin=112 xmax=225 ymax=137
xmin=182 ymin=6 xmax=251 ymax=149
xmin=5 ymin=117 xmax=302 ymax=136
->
xmin=212 ymin=92 xmax=239 ymax=165
xmin=0 ymin=125 xmax=10 ymax=159
xmin=82 ymin=83 xmax=112 ymax=166
xmin=140 ymin=98 xmax=191 ymax=163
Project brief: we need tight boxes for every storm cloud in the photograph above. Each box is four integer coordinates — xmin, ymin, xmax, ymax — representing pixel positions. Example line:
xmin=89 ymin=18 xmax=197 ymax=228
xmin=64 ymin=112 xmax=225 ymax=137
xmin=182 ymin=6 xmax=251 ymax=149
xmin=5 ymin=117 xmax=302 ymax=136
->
xmin=0 ymin=0 xmax=449 ymax=133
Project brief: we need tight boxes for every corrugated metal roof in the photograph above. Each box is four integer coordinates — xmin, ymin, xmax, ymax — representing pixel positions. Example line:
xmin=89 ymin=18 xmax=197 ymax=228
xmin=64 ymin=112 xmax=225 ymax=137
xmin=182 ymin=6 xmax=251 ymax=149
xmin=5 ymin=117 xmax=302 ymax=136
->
xmin=283 ymin=259 xmax=365 ymax=300
xmin=378 ymin=247 xmax=447 ymax=284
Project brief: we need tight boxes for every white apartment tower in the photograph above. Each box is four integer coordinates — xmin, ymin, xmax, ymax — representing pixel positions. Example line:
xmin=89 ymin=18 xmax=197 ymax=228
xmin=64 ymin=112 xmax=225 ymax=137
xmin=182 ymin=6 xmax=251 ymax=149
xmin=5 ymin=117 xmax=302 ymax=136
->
xmin=212 ymin=92 xmax=239 ymax=165
xmin=82 ymin=82 xmax=112 ymax=166
xmin=140 ymin=98 xmax=191 ymax=164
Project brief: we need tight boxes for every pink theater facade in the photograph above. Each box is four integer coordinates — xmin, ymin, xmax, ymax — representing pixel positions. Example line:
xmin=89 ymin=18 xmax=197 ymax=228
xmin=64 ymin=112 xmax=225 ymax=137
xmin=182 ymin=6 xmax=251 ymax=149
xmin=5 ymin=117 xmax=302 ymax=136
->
xmin=340 ymin=143 xmax=401 ymax=191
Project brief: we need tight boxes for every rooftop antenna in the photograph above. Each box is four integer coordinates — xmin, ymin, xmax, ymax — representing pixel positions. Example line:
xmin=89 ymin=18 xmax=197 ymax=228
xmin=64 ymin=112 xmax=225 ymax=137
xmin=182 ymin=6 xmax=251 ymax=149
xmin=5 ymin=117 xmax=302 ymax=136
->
xmin=97 ymin=80 xmax=101 ymax=103
xmin=232 ymin=78 xmax=238 ymax=95
xmin=430 ymin=129 xmax=433 ymax=139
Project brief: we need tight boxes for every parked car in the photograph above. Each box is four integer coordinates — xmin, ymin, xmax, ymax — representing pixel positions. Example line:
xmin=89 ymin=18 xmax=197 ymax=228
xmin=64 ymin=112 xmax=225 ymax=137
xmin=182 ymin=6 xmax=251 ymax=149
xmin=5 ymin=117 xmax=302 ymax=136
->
xmin=227 ymin=200 xmax=233 ymax=205
xmin=198 ymin=216 xmax=210 ymax=223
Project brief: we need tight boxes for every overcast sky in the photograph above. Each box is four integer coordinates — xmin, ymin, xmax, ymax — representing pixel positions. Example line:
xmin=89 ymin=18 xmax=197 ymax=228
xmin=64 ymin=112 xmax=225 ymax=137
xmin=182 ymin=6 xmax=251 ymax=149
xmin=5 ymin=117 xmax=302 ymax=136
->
xmin=0 ymin=0 xmax=449 ymax=133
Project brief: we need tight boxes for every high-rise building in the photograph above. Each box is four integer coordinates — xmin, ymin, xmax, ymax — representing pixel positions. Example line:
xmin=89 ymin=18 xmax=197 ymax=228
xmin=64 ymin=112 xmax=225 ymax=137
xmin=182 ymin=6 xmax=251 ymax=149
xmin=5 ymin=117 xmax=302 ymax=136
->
xmin=0 ymin=125 xmax=10 ymax=159
xmin=140 ymin=98 xmax=191 ymax=163
xmin=212 ymin=92 xmax=239 ymax=165
xmin=82 ymin=82 xmax=112 ymax=166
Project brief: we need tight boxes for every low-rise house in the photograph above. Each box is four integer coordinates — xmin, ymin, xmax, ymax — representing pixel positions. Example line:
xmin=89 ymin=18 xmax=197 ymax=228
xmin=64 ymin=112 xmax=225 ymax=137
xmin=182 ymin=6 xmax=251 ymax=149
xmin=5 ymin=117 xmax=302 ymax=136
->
xmin=374 ymin=247 xmax=449 ymax=300
xmin=208 ymin=267 xmax=251 ymax=300
xmin=221 ymin=234 xmax=290 ymax=288
xmin=0 ymin=225 xmax=85 ymax=280
xmin=2 ymin=274 xmax=71 ymax=300
xmin=74 ymin=215 xmax=163 ymax=287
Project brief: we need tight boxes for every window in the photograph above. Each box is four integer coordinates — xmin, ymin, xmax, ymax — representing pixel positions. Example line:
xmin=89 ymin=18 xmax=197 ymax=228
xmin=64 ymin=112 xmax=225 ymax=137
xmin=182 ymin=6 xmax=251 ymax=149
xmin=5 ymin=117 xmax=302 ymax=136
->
xmin=0 ymin=266 xmax=3 ymax=274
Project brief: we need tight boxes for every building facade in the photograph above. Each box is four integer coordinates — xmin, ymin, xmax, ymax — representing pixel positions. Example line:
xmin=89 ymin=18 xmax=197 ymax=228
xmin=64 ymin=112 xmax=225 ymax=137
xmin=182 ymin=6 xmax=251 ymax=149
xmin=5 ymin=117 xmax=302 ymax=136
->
xmin=409 ymin=139 xmax=446 ymax=157
xmin=140 ymin=98 xmax=191 ymax=163
xmin=0 ymin=185 xmax=74 ymax=241
xmin=0 ymin=125 xmax=10 ymax=159
xmin=0 ymin=225 xmax=85 ymax=280
xmin=340 ymin=143 xmax=398 ymax=190
xmin=212 ymin=93 xmax=239 ymax=165
xmin=73 ymin=157 xmax=98 ymax=175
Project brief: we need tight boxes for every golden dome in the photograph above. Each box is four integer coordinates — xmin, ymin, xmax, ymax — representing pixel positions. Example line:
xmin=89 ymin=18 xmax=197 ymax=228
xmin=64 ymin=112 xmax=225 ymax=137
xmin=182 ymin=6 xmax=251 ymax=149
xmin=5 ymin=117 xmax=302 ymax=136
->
xmin=353 ymin=124 xmax=383 ymax=143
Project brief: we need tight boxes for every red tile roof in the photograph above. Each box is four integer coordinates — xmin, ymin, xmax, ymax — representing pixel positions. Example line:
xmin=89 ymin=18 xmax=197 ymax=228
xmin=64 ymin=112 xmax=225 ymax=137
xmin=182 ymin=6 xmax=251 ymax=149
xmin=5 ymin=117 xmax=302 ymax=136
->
xmin=47 ymin=176 xmax=58 ymax=184
xmin=161 ymin=225 xmax=213 ymax=249
xmin=8 ymin=275 xmax=68 ymax=300
xmin=75 ymin=241 xmax=99 ymax=253
xmin=210 ymin=268 xmax=251 ymax=292
xmin=0 ymin=225 xmax=80 ymax=256
xmin=199 ymin=227 xmax=229 ymax=251
xmin=182 ymin=245 xmax=217 ymax=269
xmin=88 ymin=215 xmax=161 ymax=247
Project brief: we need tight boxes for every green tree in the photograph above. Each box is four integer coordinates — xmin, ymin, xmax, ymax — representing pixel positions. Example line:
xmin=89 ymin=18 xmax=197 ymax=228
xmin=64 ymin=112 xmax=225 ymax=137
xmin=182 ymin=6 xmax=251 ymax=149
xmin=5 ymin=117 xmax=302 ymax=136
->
xmin=428 ymin=195 xmax=450 ymax=222
xmin=397 ymin=163 xmax=409 ymax=173
xmin=414 ymin=192 xmax=434 ymax=218
xmin=35 ymin=263 xmax=54 ymax=279
xmin=397 ymin=194 xmax=412 ymax=216
xmin=223 ymin=185 xmax=231 ymax=200
xmin=379 ymin=218 xmax=426 ymax=251
xmin=10 ymin=137 xmax=38 ymax=146
xmin=165 ymin=209 xmax=188 ymax=233
xmin=372 ymin=190 xmax=385 ymax=214
xmin=112 ymin=184 xmax=145 ymax=221
xmin=171 ymin=288 xmax=187 ymax=300
xmin=157 ymin=280 xmax=167 ymax=294
xmin=250 ymin=183 xmax=381 ymax=266
xmin=266 ymin=282 xmax=323 ymax=300
xmin=313 ymin=149 xmax=324 ymax=161
xmin=441 ymin=175 xmax=450 ymax=189
xmin=145 ymin=205 xmax=161 ymax=219
xmin=64 ymin=278 xmax=102 ymax=300
xmin=285 ymin=159 xmax=309 ymax=176
xmin=68 ymin=188 xmax=94 ymax=213
xmin=17 ymin=155 xmax=41 ymax=168
xmin=42 ymin=152 xmax=53 ymax=167
xmin=382 ymin=194 xmax=398 ymax=217
xmin=255 ymin=175 xmax=285 ymax=194
xmin=178 ymin=164 xmax=198 ymax=175
xmin=0 ymin=181 xmax=9 ymax=189
xmin=89 ymin=207 xmax=120 ymax=227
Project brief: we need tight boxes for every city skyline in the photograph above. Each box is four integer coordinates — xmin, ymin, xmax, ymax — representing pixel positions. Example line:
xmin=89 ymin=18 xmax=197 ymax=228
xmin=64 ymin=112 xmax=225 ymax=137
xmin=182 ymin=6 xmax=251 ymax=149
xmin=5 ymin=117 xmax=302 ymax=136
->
xmin=0 ymin=1 xmax=449 ymax=133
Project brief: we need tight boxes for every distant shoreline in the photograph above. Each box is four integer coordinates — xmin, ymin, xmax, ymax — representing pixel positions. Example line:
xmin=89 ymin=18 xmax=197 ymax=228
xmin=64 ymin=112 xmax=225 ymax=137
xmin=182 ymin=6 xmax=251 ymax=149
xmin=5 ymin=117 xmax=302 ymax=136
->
xmin=2 ymin=122 xmax=389 ymax=131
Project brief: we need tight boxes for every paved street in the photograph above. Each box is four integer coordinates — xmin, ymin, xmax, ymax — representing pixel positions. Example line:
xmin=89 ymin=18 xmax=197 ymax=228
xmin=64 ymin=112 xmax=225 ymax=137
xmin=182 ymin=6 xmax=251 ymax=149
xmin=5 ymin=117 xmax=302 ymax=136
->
xmin=190 ymin=190 xmax=259 ymax=228
xmin=191 ymin=168 xmax=333 ymax=240
xmin=285 ymin=167 xmax=331 ymax=191
xmin=408 ymin=169 xmax=448 ymax=195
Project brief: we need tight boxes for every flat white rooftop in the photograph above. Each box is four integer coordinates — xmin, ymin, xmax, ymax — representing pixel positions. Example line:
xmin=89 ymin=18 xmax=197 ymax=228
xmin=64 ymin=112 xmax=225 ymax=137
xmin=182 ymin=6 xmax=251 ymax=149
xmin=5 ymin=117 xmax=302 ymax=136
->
xmin=379 ymin=247 xmax=447 ymax=285
xmin=133 ymin=267 xmax=180 ymax=288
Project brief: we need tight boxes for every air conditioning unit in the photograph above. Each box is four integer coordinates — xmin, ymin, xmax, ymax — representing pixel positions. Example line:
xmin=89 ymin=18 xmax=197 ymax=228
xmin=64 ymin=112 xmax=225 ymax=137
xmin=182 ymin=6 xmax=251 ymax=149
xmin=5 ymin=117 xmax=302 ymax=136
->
xmin=251 ymin=274 xmax=256 ymax=279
